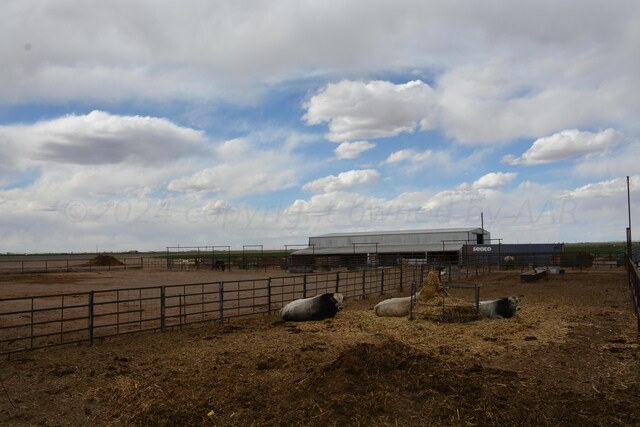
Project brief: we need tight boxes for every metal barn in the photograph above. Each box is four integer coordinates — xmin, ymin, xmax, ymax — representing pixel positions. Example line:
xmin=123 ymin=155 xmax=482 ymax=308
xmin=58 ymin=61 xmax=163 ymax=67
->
xmin=291 ymin=228 xmax=490 ymax=269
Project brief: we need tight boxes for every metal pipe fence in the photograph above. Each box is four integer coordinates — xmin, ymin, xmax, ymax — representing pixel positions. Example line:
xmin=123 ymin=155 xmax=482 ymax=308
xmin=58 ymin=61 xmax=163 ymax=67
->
xmin=461 ymin=250 xmax=626 ymax=271
xmin=625 ymin=256 xmax=640 ymax=332
xmin=0 ymin=266 xmax=420 ymax=355
xmin=0 ymin=257 xmax=151 ymax=274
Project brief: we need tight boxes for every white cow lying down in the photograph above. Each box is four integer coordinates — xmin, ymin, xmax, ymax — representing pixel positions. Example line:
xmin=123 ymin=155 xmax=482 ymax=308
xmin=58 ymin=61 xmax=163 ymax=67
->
xmin=374 ymin=294 xmax=521 ymax=319
xmin=374 ymin=293 xmax=419 ymax=317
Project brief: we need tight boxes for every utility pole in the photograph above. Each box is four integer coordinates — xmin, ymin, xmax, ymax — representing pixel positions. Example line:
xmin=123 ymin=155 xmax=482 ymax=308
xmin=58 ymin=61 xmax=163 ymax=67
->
xmin=627 ymin=176 xmax=632 ymax=257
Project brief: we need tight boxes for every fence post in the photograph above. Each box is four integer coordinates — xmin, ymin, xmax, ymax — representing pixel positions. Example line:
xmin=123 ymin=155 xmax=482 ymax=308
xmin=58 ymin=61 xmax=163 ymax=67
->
xmin=335 ymin=272 xmax=340 ymax=293
xmin=179 ymin=294 xmax=183 ymax=326
xmin=219 ymin=282 xmax=225 ymax=321
xmin=88 ymin=291 xmax=94 ymax=346
xmin=380 ymin=269 xmax=385 ymax=295
xmin=362 ymin=270 xmax=366 ymax=298
xmin=399 ymin=264 xmax=403 ymax=292
xmin=303 ymin=275 xmax=307 ymax=299
xmin=30 ymin=298 xmax=34 ymax=349
xmin=160 ymin=286 xmax=166 ymax=331
xmin=267 ymin=278 xmax=272 ymax=313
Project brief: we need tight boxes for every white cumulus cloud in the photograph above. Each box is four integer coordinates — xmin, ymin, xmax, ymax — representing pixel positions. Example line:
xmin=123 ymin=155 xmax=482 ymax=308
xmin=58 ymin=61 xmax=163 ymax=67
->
xmin=560 ymin=176 xmax=640 ymax=199
xmin=471 ymin=172 xmax=518 ymax=189
xmin=302 ymin=169 xmax=380 ymax=194
xmin=303 ymin=80 xmax=437 ymax=142
xmin=334 ymin=141 xmax=376 ymax=160
xmin=168 ymin=131 xmax=310 ymax=198
xmin=382 ymin=149 xmax=434 ymax=165
xmin=0 ymin=110 xmax=207 ymax=193
xmin=502 ymin=128 xmax=624 ymax=165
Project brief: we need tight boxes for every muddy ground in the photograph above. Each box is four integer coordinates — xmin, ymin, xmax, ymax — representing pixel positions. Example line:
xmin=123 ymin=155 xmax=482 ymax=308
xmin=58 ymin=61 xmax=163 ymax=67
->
xmin=0 ymin=268 xmax=639 ymax=426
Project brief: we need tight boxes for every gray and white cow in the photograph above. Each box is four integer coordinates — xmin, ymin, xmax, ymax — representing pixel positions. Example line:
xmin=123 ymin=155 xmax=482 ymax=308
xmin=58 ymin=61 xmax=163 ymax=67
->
xmin=374 ymin=293 xmax=420 ymax=317
xmin=280 ymin=293 xmax=344 ymax=321
xmin=478 ymin=296 xmax=521 ymax=319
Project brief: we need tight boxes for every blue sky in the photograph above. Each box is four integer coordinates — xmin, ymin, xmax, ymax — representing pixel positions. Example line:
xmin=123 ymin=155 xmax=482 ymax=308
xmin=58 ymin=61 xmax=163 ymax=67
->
xmin=1 ymin=0 xmax=639 ymax=253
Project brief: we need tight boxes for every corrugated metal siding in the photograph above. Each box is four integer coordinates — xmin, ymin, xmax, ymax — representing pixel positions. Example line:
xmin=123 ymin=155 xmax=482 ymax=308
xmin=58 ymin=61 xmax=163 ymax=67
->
xmin=292 ymin=242 xmax=466 ymax=256
xmin=309 ymin=228 xmax=489 ymax=248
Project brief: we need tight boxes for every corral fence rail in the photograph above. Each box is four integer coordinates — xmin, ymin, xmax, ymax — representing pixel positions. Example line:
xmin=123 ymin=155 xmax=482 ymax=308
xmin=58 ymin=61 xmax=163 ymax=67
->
xmin=625 ymin=256 xmax=640 ymax=332
xmin=0 ymin=266 xmax=423 ymax=356
xmin=0 ymin=256 xmax=156 ymax=274
xmin=461 ymin=250 xmax=626 ymax=271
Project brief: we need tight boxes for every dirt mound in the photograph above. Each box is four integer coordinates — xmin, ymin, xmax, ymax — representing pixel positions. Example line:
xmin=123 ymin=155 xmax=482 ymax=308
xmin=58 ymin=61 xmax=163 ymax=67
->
xmin=84 ymin=254 xmax=123 ymax=266
xmin=322 ymin=340 xmax=437 ymax=377
xmin=295 ymin=339 xmax=525 ymax=425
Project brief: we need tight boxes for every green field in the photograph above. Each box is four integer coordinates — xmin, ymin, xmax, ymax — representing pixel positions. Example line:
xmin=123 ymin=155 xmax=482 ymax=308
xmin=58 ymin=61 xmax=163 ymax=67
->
xmin=564 ymin=242 xmax=628 ymax=255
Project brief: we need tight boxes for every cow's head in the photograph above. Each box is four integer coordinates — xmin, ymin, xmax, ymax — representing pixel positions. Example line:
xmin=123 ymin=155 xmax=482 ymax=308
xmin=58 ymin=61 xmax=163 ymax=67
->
xmin=507 ymin=296 xmax=521 ymax=311
xmin=331 ymin=293 xmax=345 ymax=311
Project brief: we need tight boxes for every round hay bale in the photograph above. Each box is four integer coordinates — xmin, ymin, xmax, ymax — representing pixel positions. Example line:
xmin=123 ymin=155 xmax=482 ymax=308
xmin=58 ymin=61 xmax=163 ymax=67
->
xmin=417 ymin=271 xmax=444 ymax=302
xmin=414 ymin=272 xmax=479 ymax=322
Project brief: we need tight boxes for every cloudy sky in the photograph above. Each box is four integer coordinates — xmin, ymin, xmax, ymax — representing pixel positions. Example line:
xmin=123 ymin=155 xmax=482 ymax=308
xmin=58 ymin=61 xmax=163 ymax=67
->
xmin=1 ymin=0 xmax=639 ymax=253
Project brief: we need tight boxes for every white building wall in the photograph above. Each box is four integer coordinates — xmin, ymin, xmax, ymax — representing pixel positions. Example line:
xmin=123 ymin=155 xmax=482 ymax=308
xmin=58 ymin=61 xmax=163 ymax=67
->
xmin=309 ymin=229 xmax=490 ymax=249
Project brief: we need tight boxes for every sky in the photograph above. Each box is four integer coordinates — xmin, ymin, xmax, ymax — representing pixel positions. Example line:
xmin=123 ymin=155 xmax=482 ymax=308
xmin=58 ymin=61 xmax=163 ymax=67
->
xmin=1 ymin=0 xmax=640 ymax=253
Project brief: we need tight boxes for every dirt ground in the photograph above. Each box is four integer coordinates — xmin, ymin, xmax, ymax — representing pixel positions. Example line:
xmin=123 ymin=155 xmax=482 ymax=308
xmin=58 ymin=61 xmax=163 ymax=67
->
xmin=1 ymin=268 xmax=639 ymax=426
xmin=0 ymin=269 xmax=292 ymax=298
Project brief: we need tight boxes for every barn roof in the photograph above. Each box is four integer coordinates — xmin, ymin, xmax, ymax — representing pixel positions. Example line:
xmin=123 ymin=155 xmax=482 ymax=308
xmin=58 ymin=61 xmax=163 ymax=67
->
xmin=310 ymin=228 xmax=485 ymax=238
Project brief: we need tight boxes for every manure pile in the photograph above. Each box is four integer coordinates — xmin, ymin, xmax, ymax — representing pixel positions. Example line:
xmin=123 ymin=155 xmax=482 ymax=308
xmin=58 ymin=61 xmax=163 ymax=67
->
xmin=83 ymin=254 xmax=124 ymax=267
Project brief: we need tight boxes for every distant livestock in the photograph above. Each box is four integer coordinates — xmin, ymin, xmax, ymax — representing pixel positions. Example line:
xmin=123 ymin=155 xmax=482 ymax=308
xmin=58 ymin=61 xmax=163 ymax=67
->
xmin=478 ymin=296 xmax=521 ymax=319
xmin=280 ymin=293 xmax=344 ymax=321
xmin=504 ymin=255 xmax=516 ymax=269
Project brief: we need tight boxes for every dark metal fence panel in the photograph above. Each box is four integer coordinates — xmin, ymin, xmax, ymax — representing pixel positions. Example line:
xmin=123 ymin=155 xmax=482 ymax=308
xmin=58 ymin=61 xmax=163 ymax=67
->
xmin=91 ymin=287 xmax=163 ymax=339
xmin=0 ymin=256 xmax=147 ymax=274
xmin=626 ymin=257 xmax=640 ymax=332
xmin=0 ymin=266 xmax=417 ymax=355
xmin=0 ymin=292 xmax=90 ymax=355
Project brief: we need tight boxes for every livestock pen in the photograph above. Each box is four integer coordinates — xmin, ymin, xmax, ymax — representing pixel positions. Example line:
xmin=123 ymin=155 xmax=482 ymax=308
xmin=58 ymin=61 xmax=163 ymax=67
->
xmin=1 ymin=268 xmax=638 ymax=426
xmin=0 ymin=266 xmax=419 ymax=355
